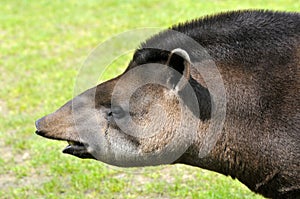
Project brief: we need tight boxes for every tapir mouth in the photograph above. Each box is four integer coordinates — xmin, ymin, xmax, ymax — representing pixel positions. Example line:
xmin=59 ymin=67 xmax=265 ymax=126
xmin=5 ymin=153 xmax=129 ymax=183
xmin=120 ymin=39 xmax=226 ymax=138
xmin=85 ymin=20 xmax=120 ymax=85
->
xmin=62 ymin=140 xmax=96 ymax=159
xmin=35 ymin=130 xmax=96 ymax=160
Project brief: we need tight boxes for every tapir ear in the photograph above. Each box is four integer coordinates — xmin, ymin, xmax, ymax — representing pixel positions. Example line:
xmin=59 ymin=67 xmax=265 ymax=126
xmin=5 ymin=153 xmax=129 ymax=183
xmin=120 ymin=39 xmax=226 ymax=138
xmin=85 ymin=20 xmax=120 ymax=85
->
xmin=166 ymin=48 xmax=191 ymax=91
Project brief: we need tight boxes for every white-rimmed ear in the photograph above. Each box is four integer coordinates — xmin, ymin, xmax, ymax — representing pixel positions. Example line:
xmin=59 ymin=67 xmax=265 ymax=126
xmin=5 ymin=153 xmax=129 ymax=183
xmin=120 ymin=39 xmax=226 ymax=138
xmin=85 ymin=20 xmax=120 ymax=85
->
xmin=166 ymin=48 xmax=191 ymax=91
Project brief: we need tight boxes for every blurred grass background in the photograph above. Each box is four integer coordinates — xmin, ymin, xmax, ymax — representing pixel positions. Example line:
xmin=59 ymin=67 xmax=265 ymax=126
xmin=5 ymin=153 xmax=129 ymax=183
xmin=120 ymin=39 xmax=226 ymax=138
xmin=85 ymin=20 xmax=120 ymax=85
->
xmin=0 ymin=0 xmax=299 ymax=198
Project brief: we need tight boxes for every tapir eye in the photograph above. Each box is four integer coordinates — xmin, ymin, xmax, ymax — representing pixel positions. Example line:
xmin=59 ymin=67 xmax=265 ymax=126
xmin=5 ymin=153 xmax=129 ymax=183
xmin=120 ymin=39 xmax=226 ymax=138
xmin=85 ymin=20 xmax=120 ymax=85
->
xmin=111 ymin=106 xmax=126 ymax=119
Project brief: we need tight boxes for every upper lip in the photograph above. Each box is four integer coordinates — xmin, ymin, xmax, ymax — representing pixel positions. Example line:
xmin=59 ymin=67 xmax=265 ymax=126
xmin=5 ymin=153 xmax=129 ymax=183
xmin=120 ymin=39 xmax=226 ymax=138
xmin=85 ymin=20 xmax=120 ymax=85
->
xmin=35 ymin=130 xmax=96 ymax=160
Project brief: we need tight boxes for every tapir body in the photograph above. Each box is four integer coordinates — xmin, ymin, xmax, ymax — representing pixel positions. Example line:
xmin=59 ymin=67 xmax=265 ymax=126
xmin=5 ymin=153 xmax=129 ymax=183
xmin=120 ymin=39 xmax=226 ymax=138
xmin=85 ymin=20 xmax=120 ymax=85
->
xmin=36 ymin=10 xmax=300 ymax=198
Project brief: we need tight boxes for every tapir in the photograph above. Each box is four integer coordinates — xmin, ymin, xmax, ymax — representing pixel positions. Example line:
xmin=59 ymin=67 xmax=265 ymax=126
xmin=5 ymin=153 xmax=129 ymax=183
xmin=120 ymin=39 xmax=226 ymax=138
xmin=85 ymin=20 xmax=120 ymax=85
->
xmin=35 ymin=10 xmax=300 ymax=198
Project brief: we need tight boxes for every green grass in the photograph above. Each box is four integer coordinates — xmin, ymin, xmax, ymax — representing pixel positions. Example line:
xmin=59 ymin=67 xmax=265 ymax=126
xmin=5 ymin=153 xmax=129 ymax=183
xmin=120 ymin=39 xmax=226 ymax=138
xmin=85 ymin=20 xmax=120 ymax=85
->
xmin=0 ymin=0 xmax=299 ymax=198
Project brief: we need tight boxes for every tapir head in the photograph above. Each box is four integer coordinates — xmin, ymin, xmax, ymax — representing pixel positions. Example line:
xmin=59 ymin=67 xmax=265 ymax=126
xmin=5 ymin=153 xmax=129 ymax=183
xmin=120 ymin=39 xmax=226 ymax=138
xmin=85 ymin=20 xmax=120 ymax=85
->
xmin=35 ymin=46 xmax=212 ymax=167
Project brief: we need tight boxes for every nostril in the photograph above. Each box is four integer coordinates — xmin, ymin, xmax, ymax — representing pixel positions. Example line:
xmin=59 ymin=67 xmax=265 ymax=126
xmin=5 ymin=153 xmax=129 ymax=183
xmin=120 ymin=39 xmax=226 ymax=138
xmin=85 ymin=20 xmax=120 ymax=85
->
xmin=35 ymin=119 xmax=45 ymax=136
xmin=35 ymin=119 xmax=39 ymax=129
xmin=35 ymin=117 xmax=45 ymax=136
xmin=35 ymin=118 xmax=42 ymax=130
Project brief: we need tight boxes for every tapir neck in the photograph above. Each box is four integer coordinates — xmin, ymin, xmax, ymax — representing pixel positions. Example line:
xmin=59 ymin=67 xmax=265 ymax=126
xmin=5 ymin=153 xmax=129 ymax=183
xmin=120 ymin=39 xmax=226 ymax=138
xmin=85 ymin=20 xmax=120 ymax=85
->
xmin=177 ymin=64 xmax=280 ymax=196
xmin=178 ymin=124 xmax=268 ymax=194
xmin=177 ymin=111 xmax=299 ymax=199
